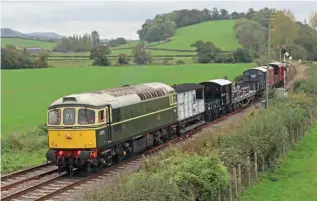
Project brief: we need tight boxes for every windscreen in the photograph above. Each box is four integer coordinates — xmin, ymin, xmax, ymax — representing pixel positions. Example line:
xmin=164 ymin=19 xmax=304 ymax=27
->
xmin=63 ymin=108 xmax=75 ymax=125
xmin=48 ymin=109 xmax=61 ymax=125
xmin=78 ymin=109 xmax=95 ymax=124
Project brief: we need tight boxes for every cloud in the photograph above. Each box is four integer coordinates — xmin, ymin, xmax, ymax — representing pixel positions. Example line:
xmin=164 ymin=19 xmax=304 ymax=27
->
xmin=1 ymin=0 xmax=316 ymax=39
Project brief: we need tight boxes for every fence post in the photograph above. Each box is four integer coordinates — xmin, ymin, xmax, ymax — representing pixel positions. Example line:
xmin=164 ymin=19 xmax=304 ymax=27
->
xmin=247 ymin=156 xmax=251 ymax=186
xmin=218 ymin=188 xmax=221 ymax=201
xmin=254 ymin=152 xmax=258 ymax=181
xmin=238 ymin=163 xmax=242 ymax=196
xmin=292 ymin=128 xmax=295 ymax=145
xmin=261 ymin=154 xmax=265 ymax=171
xmin=229 ymin=178 xmax=233 ymax=201
xmin=233 ymin=167 xmax=238 ymax=200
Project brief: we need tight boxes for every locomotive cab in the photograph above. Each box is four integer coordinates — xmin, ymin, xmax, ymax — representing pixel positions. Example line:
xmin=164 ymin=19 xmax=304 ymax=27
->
xmin=46 ymin=96 xmax=112 ymax=173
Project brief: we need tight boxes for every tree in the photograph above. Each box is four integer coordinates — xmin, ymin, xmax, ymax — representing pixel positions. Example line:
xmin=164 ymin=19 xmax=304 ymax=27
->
xmin=117 ymin=53 xmax=130 ymax=64
xmin=191 ymin=40 xmax=222 ymax=63
xmin=133 ymin=43 xmax=152 ymax=65
xmin=235 ymin=19 xmax=267 ymax=58
xmin=271 ymin=11 xmax=299 ymax=47
xmin=283 ymin=9 xmax=296 ymax=21
xmin=54 ymin=33 xmax=92 ymax=52
xmin=231 ymin=12 xmax=241 ymax=19
xmin=1 ymin=45 xmax=49 ymax=69
xmin=309 ymin=11 xmax=317 ymax=30
xmin=107 ymin=38 xmax=128 ymax=47
xmin=294 ymin=22 xmax=317 ymax=61
xmin=35 ymin=51 xmax=50 ymax=68
xmin=304 ymin=19 xmax=308 ymax=25
xmin=233 ymin=48 xmax=252 ymax=62
xmin=220 ymin=9 xmax=229 ymax=19
xmin=91 ymin=30 xmax=100 ymax=46
xmin=90 ymin=44 xmax=111 ymax=66
xmin=246 ymin=8 xmax=255 ymax=19
xmin=285 ymin=43 xmax=308 ymax=60
xmin=211 ymin=8 xmax=220 ymax=20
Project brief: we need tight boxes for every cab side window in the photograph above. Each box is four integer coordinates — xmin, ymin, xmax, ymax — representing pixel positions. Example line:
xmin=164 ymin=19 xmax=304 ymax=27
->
xmin=98 ymin=110 xmax=105 ymax=123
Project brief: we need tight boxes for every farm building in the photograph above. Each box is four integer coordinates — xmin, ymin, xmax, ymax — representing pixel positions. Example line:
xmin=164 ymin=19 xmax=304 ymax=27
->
xmin=25 ymin=48 xmax=42 ymax=54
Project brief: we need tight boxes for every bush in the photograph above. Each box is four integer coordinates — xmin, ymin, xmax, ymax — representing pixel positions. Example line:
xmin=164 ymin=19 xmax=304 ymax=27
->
xmin=133 ymin=43 xmax=152 ymax=65
xmin=234 ymin=74 xmax=243 ymax=82
xmin=176 ymin=60 xmax=185 ymax=65
xmin=233 ymin=48 xmax=252 ymax=62
xmin=1 ymin=45 xmax=49 ymax=69
xmin=1 ymin=124 xmax=48 ymax=173
xmin=90 ymin=45 xmax=111 ymax=66
xmin=117 ymin=53 xmax=129 ymax=64
xmin=214 ymin=52 xmax=235 ymax=63
xmin=84 ymin=172 xmax=183 ymax=201
xmin=162 ymin=60 xmax=170 ymax=65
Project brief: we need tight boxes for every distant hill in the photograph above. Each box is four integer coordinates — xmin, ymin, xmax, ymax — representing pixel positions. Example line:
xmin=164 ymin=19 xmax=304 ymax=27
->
xmin=1 ymin=38 xmax=56 ymax=50
xmin=1 ymin=28 xmax=65 ymax=41
xmin=1 ymin=28 xmax=28 ymax=38
xmin=26 ymin=32 xmax=64 ymax=40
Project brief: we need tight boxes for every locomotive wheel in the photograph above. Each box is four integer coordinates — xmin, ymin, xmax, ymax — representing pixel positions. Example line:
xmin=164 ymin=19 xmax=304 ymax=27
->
xmin=65 ymin=165 xmax=74 ymax=175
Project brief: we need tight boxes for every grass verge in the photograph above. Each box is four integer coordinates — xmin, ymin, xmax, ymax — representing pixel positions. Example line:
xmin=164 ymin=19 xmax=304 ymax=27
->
xmin=240 ymin=124 xmax=317 ymax=201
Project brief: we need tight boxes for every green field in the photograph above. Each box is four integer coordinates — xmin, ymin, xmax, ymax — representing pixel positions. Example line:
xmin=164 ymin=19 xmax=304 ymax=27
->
xmin=154 ymin=20 xmax=242 ymax=51
xmin=111 ymin=40 xmax=162 ymax=49
xmin=50 ymin=49 xmax=195 ymax=57
xmin=1 ymin=63 xmax=253 ymax=137
xmin=1 ymin=37 xmax=56 ymax=49
xmin=241 ymin=124 xmax=317 ymax=201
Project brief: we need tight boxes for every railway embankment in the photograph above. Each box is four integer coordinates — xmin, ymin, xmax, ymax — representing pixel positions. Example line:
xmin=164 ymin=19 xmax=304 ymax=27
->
xmin=82 ymin=64 xmax=317 ymax=201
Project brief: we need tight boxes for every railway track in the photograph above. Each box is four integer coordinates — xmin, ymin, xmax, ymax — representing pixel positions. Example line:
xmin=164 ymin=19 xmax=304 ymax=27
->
xmin=285 ymin=62 xmax=297 ymax=91
xmin=1 ymin=163 xmax=57 ymax=191
xmin=0 ymin=101 xmax=259 ymax=201
xmin=1 ymin=66 xmax=296 ymax=201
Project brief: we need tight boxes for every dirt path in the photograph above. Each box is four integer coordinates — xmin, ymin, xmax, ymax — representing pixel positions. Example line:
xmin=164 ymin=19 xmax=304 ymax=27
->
xmin=285 ymin=60 xmax=310 ymax=92
xmin=293 ymin=60 xmax=309 ymax=81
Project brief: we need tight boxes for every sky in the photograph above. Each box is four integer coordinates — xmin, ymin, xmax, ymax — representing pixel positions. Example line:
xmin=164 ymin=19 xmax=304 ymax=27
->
xmin=1 ymin=0 xmax=316 ymax=39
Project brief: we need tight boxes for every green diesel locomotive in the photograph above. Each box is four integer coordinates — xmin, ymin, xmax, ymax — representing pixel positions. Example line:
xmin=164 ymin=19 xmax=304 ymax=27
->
xmin=46 ymin=82 xmax=178 ymax=173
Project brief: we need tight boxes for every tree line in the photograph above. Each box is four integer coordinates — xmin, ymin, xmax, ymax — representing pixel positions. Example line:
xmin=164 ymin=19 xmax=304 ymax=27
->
xmin=234 ymin=8 xmax=317 ymax=63
xmin=53 ymin=33 xmax=94 ymax=52
xmin=137 ymin=8 xmax=264 ymax=43
xmin=1 ymin=45 xmax=49 ymax=69
xmin=53 ymin=30 xmax=129 ymax=52
xmin=89 ymin=42 xmax=152 ymax=66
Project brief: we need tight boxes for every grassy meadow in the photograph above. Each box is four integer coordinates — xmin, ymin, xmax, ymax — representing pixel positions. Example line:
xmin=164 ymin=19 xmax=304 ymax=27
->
xmin=241 ymin=124 xmax=317 ymax=201
xmin=154 ymin=20 xmax=242 ymax=51
xmin=1 ymin=63 xmax=253 ymax=138
xmin=1 ymin=37 xmax=56 ymax=49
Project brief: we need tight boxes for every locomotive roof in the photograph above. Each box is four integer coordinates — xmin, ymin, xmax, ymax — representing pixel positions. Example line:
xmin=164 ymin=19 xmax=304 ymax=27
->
xmin=172 ymin=83 xmax=204 ymax=93
xmin=205 ymin=79 xmax=232 ymax=86
xmin=260 ymin=66 xmax=274 ymax=70
xmin=270 ymin=61 xmax=283 ymax=66
xmin=252 ymin=67 xmax=267 ymax=72
xmin=49 ymin=82 xmax=175 ymax=109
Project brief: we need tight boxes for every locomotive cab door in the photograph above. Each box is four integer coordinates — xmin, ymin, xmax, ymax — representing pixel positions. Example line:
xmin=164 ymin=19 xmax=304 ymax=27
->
xmin=106 ymin=105 xmax=112 ymax=143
